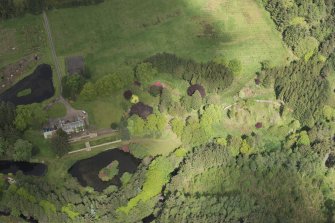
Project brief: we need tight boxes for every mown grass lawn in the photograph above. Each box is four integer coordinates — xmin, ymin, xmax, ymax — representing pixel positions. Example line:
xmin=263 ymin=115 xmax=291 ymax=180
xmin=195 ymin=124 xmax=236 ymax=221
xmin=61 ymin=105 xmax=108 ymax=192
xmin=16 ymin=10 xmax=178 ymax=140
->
xmin=47 ymin=102 xmax=67 ymax=118
xmin=73 ymin=96 xmax=125 ymax=129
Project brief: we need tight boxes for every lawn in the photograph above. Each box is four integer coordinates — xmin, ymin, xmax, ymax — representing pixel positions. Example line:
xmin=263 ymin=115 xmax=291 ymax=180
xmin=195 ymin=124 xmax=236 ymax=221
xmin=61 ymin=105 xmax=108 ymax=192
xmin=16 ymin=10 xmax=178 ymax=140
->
xmin=24 ymin=129 xmax=54 ymax=159
xmin=73 ymin=87 xmax=159 ymax=129
xmin=47 ymin=102 xmax=67 ymax=118
xmin=46 ymin=0 xmax=290 ymax=81
xmin=131 ymin=129 xmax=182 ymax=157
xmin=89 ymin=134 xmax=120 ymax=146
xmin=73 ymin=95 xmax=125 ymax=129
xmin=0 ymin=14 xmax=61 ymax=98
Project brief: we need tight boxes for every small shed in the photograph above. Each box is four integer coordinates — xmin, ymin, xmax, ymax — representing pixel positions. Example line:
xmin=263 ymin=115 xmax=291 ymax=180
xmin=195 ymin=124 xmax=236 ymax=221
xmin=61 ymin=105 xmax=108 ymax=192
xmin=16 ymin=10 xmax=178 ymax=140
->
xmin=65 ymin=56 xmax=85 ymax=75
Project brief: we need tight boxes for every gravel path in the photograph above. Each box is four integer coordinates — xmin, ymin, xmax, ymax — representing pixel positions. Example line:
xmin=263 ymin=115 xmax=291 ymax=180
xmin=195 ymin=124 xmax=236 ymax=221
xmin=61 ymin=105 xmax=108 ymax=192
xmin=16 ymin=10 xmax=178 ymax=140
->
xmin=43 ymin=11 xmax=87 ymax=121
xmin=43 ymin=11 xmax=63 ymax=94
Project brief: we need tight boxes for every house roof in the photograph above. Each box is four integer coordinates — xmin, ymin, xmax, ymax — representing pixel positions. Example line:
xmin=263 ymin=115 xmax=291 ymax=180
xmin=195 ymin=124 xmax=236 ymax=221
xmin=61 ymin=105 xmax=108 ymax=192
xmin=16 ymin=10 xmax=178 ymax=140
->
xmin=61 ymin=119 xmax=85 ymax=132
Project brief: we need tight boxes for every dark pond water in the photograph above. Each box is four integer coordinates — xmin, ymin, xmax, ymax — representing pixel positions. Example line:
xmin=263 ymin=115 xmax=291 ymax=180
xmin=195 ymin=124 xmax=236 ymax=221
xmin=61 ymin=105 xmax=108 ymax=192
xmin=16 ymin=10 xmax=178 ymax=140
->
xmin=0 ymin=64 xmax=54 ymax=105
xmin=69 ymin=149 xmax=141 ymax=192
xmin=142 ymin=214 xmax=156 ymax=223
xmin=0 ymin=161 xmax=47 ymax=176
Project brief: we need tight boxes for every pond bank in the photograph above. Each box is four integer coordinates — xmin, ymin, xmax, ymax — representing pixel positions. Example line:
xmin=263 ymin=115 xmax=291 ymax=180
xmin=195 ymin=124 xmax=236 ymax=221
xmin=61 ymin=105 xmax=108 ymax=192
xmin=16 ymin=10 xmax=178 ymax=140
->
xmin=0 ymin=160 xmax=47 ymax=176
xmin=0 ymin=64 xmax=54 ymax=105
xmin=69 ymin=149 xmax=140 ymax=191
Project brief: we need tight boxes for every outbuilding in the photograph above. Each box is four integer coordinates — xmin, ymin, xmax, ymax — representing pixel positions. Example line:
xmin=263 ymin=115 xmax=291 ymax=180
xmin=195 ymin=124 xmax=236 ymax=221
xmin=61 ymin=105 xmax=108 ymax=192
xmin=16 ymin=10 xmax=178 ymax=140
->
xmin=65 ymin=56 xmax=85 ymax=75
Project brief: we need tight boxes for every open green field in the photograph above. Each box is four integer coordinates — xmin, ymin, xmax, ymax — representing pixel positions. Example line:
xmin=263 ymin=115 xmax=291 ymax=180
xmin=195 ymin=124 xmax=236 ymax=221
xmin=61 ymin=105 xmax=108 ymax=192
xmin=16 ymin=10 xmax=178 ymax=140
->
xmin=73 ymin=95 xmax=125 ymax=129
xmin=46 ymin=0 xmax=290 ymax=80
xmin=0 ymin=0 xmax=291 ymax=100
xmin=131 ymin=129 xmax=182 ymax=157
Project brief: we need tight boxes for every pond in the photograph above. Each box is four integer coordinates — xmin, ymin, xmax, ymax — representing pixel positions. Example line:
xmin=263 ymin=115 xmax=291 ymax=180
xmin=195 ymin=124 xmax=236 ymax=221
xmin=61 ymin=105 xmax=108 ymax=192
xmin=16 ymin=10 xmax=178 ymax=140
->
xmin=69 ymin=149 xmax=141 ymax=192
xmin=142 ymin=214 xmax=156 ymax=223
xmin=0 ymin=161 xmax=47 ymax=176
xmin=0 ymin=64 xmax=54 ymax=105
xmin=0 ymin=211 xmax=38 ymax=223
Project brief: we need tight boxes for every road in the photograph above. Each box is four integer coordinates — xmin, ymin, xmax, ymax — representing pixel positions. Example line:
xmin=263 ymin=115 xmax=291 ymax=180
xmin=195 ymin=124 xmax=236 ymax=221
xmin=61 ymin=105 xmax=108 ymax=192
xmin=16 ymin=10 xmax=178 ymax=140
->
xmin=43 ymin=11 xmax=85 ymax=119
xmin=42 ymin=11 xmax=63 ymax=94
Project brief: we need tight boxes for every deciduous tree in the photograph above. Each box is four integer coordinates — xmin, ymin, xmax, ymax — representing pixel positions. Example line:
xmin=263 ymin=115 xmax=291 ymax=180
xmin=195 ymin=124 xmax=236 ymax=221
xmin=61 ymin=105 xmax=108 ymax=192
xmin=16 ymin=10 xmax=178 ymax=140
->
xmin=51 ymin=129 xmax=70 ymax=156
xmin=13 ymin=139 xmax=32 ymax=161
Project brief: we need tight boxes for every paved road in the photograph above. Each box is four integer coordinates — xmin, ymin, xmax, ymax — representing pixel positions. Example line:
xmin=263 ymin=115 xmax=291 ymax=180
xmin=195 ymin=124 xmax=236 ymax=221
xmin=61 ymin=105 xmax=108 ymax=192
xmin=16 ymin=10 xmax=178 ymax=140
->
xmin=42 ymin=11 xmax=63 ymax=94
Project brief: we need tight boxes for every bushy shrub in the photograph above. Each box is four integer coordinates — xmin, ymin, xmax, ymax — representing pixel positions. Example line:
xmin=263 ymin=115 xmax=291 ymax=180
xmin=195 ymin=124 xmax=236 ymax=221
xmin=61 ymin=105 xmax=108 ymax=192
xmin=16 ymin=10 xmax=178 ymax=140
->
xmin=98 ymin=160 xmax=119 ymax=182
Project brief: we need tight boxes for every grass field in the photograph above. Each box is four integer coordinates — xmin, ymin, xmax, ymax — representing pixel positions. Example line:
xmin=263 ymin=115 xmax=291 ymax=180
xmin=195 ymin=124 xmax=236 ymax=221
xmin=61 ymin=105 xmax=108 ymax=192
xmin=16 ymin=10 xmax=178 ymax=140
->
xmin=46 ymin=0 xmax=290 ymax=80
xmin=131 ymin=129 xmax=182 ymax=157
xmin=24 ymin=129 xmax=54 ymax=159
xmin=73 ymin=95 xmax=125 ymax=129
xmin=0 ymin=0 xmax=291 ymax=99
xmin=0 ymin=15 xmax=48 ymax=68
xmin=16 ymin=88 xmax=32 ymax=97
xmin=47 ymin=102 xmax=67 ymax=118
